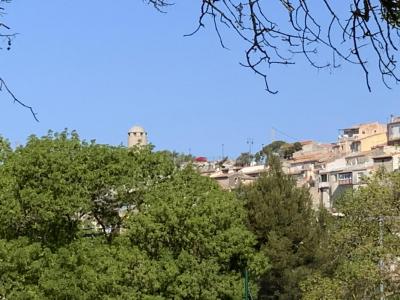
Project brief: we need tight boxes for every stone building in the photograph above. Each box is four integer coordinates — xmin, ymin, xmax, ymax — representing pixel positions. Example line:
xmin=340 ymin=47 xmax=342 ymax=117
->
xmin=387 ymin=116 xmax=400 ymax=146
xmin=335 ymin=122 xmax=387 ymax=154
xmin=128 ymin=125 xmax=148 ymax=147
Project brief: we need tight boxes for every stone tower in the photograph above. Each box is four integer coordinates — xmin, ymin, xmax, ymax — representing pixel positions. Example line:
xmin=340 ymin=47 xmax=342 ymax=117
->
xmin=128 ymin=125 xmax=148 ymax=147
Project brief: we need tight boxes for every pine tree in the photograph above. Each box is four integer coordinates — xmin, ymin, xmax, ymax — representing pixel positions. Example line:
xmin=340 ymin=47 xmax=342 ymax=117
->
xmin=239 ymin=154 xmax=324 ymax=299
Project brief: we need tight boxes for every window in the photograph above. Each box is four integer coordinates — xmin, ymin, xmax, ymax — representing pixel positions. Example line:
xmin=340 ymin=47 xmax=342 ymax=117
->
xmin=338 ymin=173 xmax=353 ymax=185
xmin=350 ymin=142 xmax=361 ymax=153
xmin=338 ymin=173 xmax=352 ymax=180
xmin=321 ymin=174 xmax=327 ymax=182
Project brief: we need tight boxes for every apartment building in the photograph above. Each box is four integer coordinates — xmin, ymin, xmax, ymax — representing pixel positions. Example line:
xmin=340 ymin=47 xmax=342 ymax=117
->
xmin=387 ymin=116 xmax=400 ymax=146
xmin=336 ymin=122 xmax=387 ymax=154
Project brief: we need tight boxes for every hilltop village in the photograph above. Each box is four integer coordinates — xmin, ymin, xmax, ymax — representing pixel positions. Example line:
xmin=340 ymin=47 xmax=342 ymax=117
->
xmin=195 ymin=117 xmax=400 ymax=210
xmin=184 ymin=118 xmax=400 ymax=211
xmin=129 ymin=118 xmax=400 ymax=211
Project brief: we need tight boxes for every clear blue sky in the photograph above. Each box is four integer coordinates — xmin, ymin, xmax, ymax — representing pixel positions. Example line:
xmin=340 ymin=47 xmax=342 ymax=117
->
xmin=0 ymin=1 xmax=399 ymax=159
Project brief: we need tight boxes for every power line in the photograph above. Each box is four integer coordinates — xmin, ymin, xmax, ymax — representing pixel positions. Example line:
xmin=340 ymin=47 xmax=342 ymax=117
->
xmin=271 ymin=126 xmax=299 ymax=141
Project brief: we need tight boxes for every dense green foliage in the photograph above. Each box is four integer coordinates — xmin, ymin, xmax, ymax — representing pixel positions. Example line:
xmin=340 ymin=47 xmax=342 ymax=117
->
xmin=255 ymin=141 xmax=303 ymax=162
xmin=235 ymin=152 xmax=254 ymax=167
xmin=382 ymin=0 xmax=400 ymax=27
xmin=1 ymin=130 xmax=400 ymax=299
xmin=0 ymin=131 xmax=264 ymax=299
xmin=238 ymin=156 xmax=325 ymax=299
xmin=301 ymin=170 xmax=400 ymax=299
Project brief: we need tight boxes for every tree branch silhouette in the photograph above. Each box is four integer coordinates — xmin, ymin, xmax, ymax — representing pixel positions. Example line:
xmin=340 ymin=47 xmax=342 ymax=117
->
xmin=1 ymin=0 xmax=38 ymax=121
xmin=148 ymin=0 xmax=400 ymax=93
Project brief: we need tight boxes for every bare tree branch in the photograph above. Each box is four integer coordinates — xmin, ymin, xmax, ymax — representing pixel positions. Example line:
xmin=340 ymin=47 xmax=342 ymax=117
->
xmin=148 ymin=0 xmax=400 ymax=93
xmin=0 ymin=0 xmax=38 ymax=121
xmin=0 ymin=78 xmax=38 ymax=121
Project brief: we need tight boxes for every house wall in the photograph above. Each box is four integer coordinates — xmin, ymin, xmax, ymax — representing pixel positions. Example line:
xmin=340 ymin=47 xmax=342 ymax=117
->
xmin=394 ymin=154 xmax=400 ymax=170
xmin=331 ymin=184 xmax=352 ymax=204
xmin=338 ymin=123 xmax=387 ymax=154
xmin=358 ymin=123 xmax=386 ymax=137
xmin=360 ymin=133 xmax=388 ymax=152
xmin=374 ymin=158 xmax=394 ymax=172
xmin=321 ymin=189 xmax=330 ymax=208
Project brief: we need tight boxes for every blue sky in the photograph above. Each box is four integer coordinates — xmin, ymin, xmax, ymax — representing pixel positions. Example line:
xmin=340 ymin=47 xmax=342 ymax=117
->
xmin=0 ymin=1 xmax=399 ymax=159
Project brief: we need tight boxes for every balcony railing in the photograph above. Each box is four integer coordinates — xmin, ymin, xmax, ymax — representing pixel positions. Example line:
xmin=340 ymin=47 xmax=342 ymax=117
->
xmin=338 ymin=178 xmax=353 ymax=185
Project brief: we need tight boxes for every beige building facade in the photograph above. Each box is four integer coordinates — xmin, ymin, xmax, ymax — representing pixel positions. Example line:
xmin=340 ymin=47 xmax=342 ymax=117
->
xmin=337 ymin=122 xmax=387 ymax=154
xmin=128 ymin=125 xmax=148 ymax=147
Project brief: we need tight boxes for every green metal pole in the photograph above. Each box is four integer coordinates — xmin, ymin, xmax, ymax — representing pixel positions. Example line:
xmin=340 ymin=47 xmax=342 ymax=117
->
xmin=244 ymin=268 xmax=249 ymax=300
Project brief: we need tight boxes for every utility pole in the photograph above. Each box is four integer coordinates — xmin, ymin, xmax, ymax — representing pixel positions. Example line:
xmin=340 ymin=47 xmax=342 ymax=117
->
xmin=221 ymin=143 xmax=225 ymax=159
xmin=246 ymin=138 xmax=254 ymax=154
xmin=243 ymin=269 xmax=249 ymax=300
xmin=379 ymin=216 xmax=384 ymax=300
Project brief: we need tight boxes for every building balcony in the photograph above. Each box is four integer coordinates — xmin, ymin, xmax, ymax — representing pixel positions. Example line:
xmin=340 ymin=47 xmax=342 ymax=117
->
xmin=338 ymin=178 xmax=353 ymax=185
xmin=339 ymin=135 xmax=359 ymax=142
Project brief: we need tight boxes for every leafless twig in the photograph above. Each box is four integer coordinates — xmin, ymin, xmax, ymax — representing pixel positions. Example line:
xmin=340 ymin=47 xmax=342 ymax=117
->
xmin=0 ymin=0 xmax=38 ymax=121
xmin=149 ymin=0 xmax=400 ymax=93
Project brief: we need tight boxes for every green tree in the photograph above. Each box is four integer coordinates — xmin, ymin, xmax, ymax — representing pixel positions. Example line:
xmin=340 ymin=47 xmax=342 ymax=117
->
xmin=0 ymin=135 xmax=11 ymax=164
xmin=0 ymin=238 xmax=49 ymax=299
xmin=81 ymin=143 xmax=175 ymax=243
xmin=125 ymin=167 xmax=268 ymax=299
xmin=235 ymin=152 xmax=254 ymax=167
xmin=238 ymin=155 xmax=325 ymax=299
xmin=0 ymin=131 xmax=90 ymax=246
xmin=255 ymin=141 xmax=303 ymax=162
xmin=280 ymin=142 xmax=302 ymax=160
xmin=0 ymin=131 xmax=267 ymax=299
xmin=262 ymin=141 xmax=287 ymax=155
xmin=301 ymin=170 xmax=400 ymax=299
xmin=0 ymin=130 xmax=175 ymax=245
